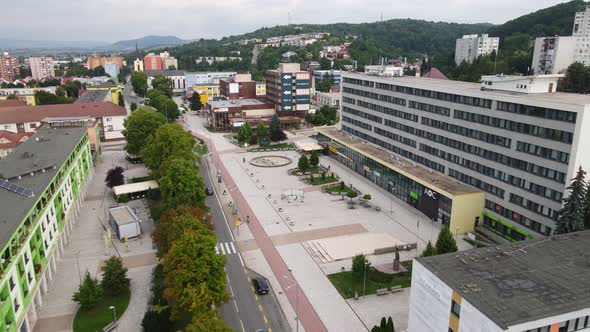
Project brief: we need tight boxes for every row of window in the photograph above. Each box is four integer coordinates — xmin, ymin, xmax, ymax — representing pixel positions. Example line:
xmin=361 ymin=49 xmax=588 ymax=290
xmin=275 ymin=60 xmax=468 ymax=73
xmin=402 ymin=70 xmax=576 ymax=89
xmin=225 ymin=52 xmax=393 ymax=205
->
xmin=525 ymin=313 xmax=590 ymax=332
xmin=343 ymin=78 xmax=494 ymax=108
xmin=485 ymin=200 xmax=552 ymax=236
xmin=421 ymin=117 xmax=512 ymax=148
xmin=448 ymin=168 xmax=505 ymax=199
xmin=454 ymin=110 xmax=574 ymax=144
xmin=509 ymin=193 xmax=559 ymax=220
xmin=342 ymin=106 xmax=383 ymax=124
xmin=342 ymin=125 xmax=446 ymax=173
xmin=356 ymin=99 xmax=419 ymax=122
xmin=496 ymin=101 xmax=576 ymax=123
xmin=408 ymin=100 xmax=451 ymax=117
xmin=342 ymin=116 xmax=372 ymax=131
xmin=382 ymin=117 xmax=566 ymax=184
xmin=516 ymin=141 xmax=570 ymax=164
xmin=374 ymin=126 xmax=417 ymax=148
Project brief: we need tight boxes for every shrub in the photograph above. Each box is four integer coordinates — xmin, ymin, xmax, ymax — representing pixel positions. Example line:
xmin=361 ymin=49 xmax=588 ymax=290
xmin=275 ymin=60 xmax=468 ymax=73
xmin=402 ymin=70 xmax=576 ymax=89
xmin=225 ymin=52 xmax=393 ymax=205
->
xmin=101 ymin=256 xmax=130 ymax=295
xmin=72 ymin=271 xmax=103 ymax=310
xmin=352 ymin=254 xmax=370 ymax=280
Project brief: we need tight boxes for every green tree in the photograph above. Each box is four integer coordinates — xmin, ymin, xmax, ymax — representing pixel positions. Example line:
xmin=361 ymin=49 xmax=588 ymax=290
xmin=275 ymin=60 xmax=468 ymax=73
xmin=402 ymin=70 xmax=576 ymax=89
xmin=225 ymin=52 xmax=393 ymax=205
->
xmin=131 ymin=71 xmax=148 ymax=97
xmin=72 ymin=271 xmax=103 ymax=310
xmin=153 ymin=95 xmax=179 ymax=121
xmin=185 ymin=311 xmax=233 ymax=332
xmin=435 ymin=226 xmax=458 ymax=254
xmin=421 ymin=241 xmax=436 ymax=257
xmin=105 ymin=166 xmax=125 ymax=188
xmin=339 ymin=181 xmax=346 ymax=199
xmin=352 ymin=254 xmax=370 ymax=280
xmin=298 ymin=155 xmax=310 ymax=172
xmin=130 ymin=102 xmax=138 ymax=111
xmin=147 ymin=89 xmax=165 ymax=102
xmin=35 ymin=90 xmax=72 ymax=105
xmin=319 ymin=58 xmax=332 ymax=70
xmin=386 ymin=316 xmax=395 ymax=332
xmin=141 ymin=123 xmax=195 ymax=178
xmin=256 ymin=123 xmax=270 ymax=147
xmin=380 ymin=317 xmax=387 ymax=330
xmin=584 ymin=185 xmax=590 ymax=229
xmin=236 ymin=123 xmax=253 ymax=144
xmin=118 ymin=91 xmax=125 ymax=107
xmin=190 ymin=92 xmax=203 ymax=111
xmin=346 ymin=190 xmax=357 ymax=201
xmin=309 ymin=150 xmax=319 ymax=168
xmin=159 ymin=158 xmax=206 ymax=209
xmin=151 ymin=75 xmax=173 ymax=97
xmin=163 ymin=229 xmax=228 ymax=320
xmin=101 ymin=256 xmax=130 ymax=295
xmin=152 ymin=206 xmax=213 ymax=257
xmin=269 ymin=114 xmax=287 ymax=142
xmin=123 ymin=107 xmax=167 ymax=155
xmin=556 ymin=166 xmax=587 ymax=234
xmin=560 ymin=62 xmax=589 ymax=93
xmin=92 ymin=65 xmax=106 ymax=77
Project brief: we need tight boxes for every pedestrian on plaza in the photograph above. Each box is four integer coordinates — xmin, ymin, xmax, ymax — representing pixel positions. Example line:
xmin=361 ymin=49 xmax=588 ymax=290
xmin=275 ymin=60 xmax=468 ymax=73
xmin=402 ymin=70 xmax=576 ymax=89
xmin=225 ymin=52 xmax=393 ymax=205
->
xmin=247 ymin=215 xmax=250 ymax=224
xmin=243 ymin=157 xmax=246 ymax=163
xmin=328 ymin=165 xmax=331 ymax=170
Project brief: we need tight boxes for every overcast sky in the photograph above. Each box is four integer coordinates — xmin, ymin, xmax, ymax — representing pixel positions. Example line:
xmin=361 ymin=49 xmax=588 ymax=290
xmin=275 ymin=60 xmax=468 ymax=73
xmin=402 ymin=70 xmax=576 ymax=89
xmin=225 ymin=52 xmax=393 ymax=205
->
xmin=2 ymin=0 xmax=567 ymax=42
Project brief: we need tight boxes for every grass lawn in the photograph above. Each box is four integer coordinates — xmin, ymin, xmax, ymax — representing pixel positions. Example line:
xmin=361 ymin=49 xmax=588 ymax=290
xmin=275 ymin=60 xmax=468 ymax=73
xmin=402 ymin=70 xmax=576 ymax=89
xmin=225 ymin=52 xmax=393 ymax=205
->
xmin=327 ymin=261 xmax=412 ymax=299
xmin=250 ymin=142 xmax=295 ymax=151
xmin=308 ymin=176 xmax=338 ymax=185
xmin=324 ymin=184 xmax=358 ymax=197
xmin=72 ymin=289 xmax=131 ymax=332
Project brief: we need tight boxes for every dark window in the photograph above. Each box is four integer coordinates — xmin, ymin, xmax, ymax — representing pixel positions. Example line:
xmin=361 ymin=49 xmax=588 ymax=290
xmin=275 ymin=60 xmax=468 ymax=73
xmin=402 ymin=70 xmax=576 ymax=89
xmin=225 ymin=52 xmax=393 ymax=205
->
xmin=451 ymin=300 xmax=461 ymax=318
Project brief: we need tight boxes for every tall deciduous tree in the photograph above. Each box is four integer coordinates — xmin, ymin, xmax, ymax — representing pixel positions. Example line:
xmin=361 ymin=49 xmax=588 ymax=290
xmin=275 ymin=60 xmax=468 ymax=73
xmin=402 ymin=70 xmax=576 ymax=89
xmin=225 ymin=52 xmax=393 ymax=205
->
xmin=298 ymin=155 xmax=310 ymax=172
xmin=152 ymin=206 xmax=213 ymax=257
xmin=141 ymin=123 xmax=195 ymax=178
xmin=163 ymin=229 xmax=228 ymax=320
xmin=101 ymin=256 xmax=130 ymax=295
xmin=151 ymin=75 xmax=174 ymax=97
xmin=352 ymin=254 xmax=370 ymax=280
xmin=131 ymin=71 xmax=148 ymax=97
xmin=256 ymin=123 xmax=270 ymax=146
xmin=123 ymin=107 xmax=167 ymax=156
xmin=159 ymin=158 xmax=206 ymax=209
xmin=236 ymin=123 xmax=253 ymax=144
xmin=435 ymin=226 xmax=458 ymax=254
xmin=105 ymin=166 xmax=125 ymax=188
xmin=309 ymin=150 xmax=319 ymax=168
xmin=152 ymin=95 xmax=180 ymax=121
xmin=556 ymin=167 xmax=587 ymax=234
xmin=185 ymin=311 xmax=233 ymax=332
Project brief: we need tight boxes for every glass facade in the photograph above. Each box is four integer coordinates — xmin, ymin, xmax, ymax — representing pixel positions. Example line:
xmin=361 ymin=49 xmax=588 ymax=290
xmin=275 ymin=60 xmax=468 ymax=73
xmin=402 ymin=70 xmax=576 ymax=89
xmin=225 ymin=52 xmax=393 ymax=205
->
xmin=318 ymin=133 xmax=452 ymax=225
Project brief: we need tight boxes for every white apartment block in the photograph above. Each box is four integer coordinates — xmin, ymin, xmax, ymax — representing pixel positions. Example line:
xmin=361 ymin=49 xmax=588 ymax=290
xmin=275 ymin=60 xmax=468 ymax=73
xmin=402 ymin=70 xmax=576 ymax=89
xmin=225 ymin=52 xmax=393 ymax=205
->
xmin=28 ymin=57 xmax=55 ymax=81
xmin=454 ymin=34 xmax=499 ymax=65
xmin=573 ymin=6 xmax=590 ymax=65
xmin=341 ymin=72 xmax=590 ymax=241
xmin=532 ymin=36 xmax=576 ymax=74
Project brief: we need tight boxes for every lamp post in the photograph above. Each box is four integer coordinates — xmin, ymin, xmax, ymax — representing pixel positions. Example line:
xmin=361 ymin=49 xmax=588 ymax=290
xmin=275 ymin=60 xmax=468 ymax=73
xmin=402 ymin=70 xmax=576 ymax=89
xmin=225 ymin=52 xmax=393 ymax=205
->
xmin=363 ymin=260 xmax=367 ymax=297
xmin=283 ymin=275 xmax=300 ymax=332
xmin=109 ymin=305 xmax=118 ymax=332
xmin=74 ymin=250 xmax=81 ymax=285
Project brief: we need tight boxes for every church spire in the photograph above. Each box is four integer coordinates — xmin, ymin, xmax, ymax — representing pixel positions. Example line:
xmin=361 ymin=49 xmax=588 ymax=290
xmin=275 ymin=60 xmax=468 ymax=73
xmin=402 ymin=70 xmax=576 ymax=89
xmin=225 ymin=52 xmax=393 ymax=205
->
xmin=135 ymin=43 xmax=140 ymax=60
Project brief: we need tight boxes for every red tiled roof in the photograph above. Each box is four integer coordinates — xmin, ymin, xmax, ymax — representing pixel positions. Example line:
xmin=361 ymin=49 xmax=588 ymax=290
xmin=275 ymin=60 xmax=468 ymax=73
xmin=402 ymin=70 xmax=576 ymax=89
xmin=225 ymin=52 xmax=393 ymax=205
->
xmin=0 ymin=130 xmax=32 ymax=148
xmin=0 ymin=102 xmax=127 ymax=124
xmin=0 ymin=100 xmax=27 ymax=108
xmin=423 ymin=67 xmax=448 ymax=80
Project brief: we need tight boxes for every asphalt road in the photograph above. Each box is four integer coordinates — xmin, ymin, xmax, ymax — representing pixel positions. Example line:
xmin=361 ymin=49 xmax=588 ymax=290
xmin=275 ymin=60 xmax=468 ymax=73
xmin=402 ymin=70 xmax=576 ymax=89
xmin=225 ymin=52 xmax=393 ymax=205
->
xmin=200 ymin=157 xmax=290 ymax=332
xmin=122 ymin=77 xmax=143 ymax=107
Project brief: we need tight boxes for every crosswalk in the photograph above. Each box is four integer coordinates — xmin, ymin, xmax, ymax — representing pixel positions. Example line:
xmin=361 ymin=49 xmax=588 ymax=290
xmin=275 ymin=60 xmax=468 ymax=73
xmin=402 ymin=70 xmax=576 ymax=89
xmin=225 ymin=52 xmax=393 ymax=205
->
xmin=215 ymin=242 xmax=237 ymax=255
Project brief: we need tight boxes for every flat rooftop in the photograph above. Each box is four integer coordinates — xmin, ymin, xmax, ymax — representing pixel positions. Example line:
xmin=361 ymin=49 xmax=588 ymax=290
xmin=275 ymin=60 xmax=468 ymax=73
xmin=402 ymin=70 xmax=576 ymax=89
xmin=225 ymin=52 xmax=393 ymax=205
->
xmin=208 ymin=99 xmax=268 ymax=108
xmin=109 ymin=205 xmax=140 ymax=226
xmin=418 ymin=231 xmax=590 ymax=329
xmin=316 ymin=126 xmax=480 ymax=196
xmin=0 ymin=127 xmax=86 ymax=251
xmin=344 ymin=72 xmax=590 ymax=107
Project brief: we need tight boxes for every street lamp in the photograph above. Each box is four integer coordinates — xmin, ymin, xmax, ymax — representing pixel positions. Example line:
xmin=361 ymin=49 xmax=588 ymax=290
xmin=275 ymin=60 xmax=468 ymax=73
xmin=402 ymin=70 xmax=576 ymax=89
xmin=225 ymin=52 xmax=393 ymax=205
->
xmin=283 ymin=275 xmax=300 ymax=332
xmin=109 ymin=306 xmax=118 ymax=331
xmin=74 ymin=250 xmax=81 ymax=285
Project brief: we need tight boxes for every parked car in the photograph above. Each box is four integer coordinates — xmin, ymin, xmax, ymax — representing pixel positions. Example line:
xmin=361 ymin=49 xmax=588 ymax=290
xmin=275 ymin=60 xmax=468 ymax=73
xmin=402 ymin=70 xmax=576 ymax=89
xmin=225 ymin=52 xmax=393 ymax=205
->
xmin=252 ymin=277 xmax=269 ymax=295
xmin=205 ymin=188 xmax=214 ymax=196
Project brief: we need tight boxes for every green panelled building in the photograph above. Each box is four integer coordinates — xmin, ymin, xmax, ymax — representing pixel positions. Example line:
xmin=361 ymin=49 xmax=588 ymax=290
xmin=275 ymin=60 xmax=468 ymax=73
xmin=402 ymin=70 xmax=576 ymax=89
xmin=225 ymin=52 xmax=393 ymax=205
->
xmin=0 ymin=127 xmax=93 ymax=332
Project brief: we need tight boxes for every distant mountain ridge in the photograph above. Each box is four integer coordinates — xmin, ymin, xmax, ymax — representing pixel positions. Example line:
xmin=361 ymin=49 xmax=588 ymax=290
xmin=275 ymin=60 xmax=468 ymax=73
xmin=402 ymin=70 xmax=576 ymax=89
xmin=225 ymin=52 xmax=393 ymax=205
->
xmin=107 ymin=35 xmax=193 ymax=51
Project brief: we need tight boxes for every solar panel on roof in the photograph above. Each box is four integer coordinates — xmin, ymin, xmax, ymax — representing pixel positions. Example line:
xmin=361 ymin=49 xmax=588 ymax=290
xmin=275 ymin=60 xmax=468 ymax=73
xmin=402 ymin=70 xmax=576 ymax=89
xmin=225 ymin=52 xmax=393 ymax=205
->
xmin=0 ymin=179 xmax=34 ymax=197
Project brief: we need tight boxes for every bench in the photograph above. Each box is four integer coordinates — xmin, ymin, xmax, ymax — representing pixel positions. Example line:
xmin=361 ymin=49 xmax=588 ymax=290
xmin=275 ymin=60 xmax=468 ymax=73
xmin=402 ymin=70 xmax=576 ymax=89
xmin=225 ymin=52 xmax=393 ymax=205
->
xmin=390 ymin=285 xmax=403 ymax=293
xmin=376 ymin=288 xmax=389 ymax=296
xmin=102 ymin=321 xmax=117 ymax=332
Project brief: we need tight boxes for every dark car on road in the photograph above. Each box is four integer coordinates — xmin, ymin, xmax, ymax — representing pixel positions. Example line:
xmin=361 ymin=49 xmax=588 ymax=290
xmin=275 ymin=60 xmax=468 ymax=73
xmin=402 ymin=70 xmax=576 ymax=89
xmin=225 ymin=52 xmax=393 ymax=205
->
xmin=205 ymin=188 xmax=214 ymax=196
xmin=252 ymin=277 xmax=269 ymax=295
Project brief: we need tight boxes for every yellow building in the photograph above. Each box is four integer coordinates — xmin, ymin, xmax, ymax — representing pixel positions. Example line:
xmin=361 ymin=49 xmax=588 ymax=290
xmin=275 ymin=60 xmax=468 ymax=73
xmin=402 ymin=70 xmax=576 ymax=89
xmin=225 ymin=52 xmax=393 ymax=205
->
xmin=317 ymin=127 xmax=485 ymax=235
xmin=192 ymin=84 xmax=220 ymax=104
xmin=86 ymin=83 xmax=123 ymax=105
xmin=0 ymin=94 xmax=36 ymax=105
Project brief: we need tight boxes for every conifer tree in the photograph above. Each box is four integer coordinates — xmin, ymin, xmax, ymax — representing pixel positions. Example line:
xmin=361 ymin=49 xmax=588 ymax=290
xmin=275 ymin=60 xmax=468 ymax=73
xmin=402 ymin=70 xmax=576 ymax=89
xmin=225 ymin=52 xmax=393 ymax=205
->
xmin=556 ymin=167 xmax=587 ymax=234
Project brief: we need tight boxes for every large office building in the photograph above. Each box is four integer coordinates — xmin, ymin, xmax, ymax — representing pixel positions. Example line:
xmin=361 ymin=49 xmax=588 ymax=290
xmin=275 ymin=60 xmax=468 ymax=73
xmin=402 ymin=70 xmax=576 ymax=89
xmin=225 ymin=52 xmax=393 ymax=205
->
xmin=454 ymin=34 xmax=499 ymax=65
xmin=104 ymin=62 xmax=119 ymax=81
xmin=531 ymin=36 xmax=577 ymax=74
xmin=143 ymin=52 xmax=178 ymax=71
xmin=409 ymin=231 xmax=590 ymax=332
xmin=0 ymin=53 xmax=20 ymax=82
xmin=336 ymin=72 xmax=590 ymax=241
xmin=144 ymin=70 xmax=186 ymax=92
xmin=265 ymin=63 xmax=311 ymax=118
xmin=313 ymin=70 xmax=342 ymax=87
xmin=573 ymin=6 xmax=590 ymax=65
xmin=0 ymin=127 xmax=93 ymax=332
xmin=28 ymin=57 xmax=55 ymax=81
xmin=219 ymin=73 xmax=265 ymax=100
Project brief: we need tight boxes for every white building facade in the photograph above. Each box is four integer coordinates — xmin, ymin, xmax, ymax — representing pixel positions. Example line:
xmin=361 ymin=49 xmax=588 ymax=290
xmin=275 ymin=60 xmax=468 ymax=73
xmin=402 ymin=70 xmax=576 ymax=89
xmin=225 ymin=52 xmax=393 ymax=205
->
xmin=28 ymin=57 xmax=55 ymax=81
xmin=531 ymin=36 xmax=577 ymax=74
xmin=454 ymin=34 xmax=499 ymax=65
